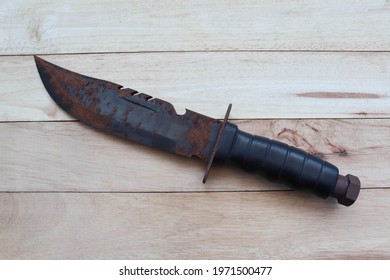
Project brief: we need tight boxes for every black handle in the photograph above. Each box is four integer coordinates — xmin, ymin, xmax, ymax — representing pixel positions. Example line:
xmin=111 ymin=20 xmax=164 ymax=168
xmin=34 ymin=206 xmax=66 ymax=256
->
xmin=215 ymin=123 xmax=360 ymax=205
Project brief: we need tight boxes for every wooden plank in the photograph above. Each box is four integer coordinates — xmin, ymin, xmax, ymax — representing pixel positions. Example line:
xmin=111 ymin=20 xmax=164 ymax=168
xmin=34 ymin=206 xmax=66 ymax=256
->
xmin=0 ymin=190 xmax=388 ymax=259
xmin=1 ymin=52 xmax=390 ymax=121
xmin=1 ymin=119 xmax=385 ymax=192
xmin=1 ymin=0 xmax=390 ymax=54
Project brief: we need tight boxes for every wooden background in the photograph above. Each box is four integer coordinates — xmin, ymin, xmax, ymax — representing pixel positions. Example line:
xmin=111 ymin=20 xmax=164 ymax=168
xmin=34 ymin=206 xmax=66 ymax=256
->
xmin=1 ymin=0 xmax=390 ymax=259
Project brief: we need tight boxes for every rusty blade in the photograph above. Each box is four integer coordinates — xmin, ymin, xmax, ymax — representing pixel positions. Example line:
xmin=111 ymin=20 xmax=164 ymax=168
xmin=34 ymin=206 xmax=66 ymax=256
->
xmin=34 ymin=56 xmax=221 ymax=161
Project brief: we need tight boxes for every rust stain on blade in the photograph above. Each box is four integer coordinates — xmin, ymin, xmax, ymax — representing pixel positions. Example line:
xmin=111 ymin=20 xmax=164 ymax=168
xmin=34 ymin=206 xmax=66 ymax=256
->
xmin=180 ymin=109 xmax=220 ymax=160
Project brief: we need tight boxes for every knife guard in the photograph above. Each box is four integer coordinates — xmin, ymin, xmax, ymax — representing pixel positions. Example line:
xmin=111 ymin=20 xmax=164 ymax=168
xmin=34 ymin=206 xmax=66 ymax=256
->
xmin=215 ymin=123 xmax=360 ymax=206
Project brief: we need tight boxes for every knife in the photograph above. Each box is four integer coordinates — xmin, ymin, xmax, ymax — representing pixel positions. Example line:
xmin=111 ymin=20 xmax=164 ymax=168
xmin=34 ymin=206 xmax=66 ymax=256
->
xmin=34 ymin=56 xmax=360 ymax=206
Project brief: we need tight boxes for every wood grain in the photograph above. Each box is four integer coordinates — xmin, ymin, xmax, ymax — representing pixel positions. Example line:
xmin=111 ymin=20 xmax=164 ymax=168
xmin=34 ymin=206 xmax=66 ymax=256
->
xmin=1 ymin=0 xmax=390 ymax=54
xmin=1 ymin=0 xmax=390 ymax=261
xmin=1 ymin=119 xmax=386 ymax=192
xmin=0 ymin=190 xmax=388 ymax=259
xmin=1 ymin=52 xmax=390 ymax=121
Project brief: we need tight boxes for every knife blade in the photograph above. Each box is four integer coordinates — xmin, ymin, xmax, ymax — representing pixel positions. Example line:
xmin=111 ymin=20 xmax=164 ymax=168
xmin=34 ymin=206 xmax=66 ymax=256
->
xmin=34 ymin=56 xmax=360 ymax=206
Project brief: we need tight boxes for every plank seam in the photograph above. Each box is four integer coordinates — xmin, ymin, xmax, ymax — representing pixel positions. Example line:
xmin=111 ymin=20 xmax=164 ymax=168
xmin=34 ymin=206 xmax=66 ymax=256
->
xmin=0 ymin=188 xmax=378 ymax=194
xmin=2 ymin=49 xmax=390 ymax=57
xmin=1 ymin=117 xmax=390 ymax=124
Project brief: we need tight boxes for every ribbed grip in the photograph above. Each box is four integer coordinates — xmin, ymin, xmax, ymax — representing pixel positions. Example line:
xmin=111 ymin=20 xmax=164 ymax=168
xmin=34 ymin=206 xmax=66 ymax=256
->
xmin=215 ymin=123 xmax=339 ymax=198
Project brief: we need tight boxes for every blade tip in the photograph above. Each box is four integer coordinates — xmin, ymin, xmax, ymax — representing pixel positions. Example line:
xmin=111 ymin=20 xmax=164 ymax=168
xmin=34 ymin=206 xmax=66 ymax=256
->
xmin=33 ymin=55 xmax=41 ymax=64
xmin=33 ymin=55 xmax=47 ymax=69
